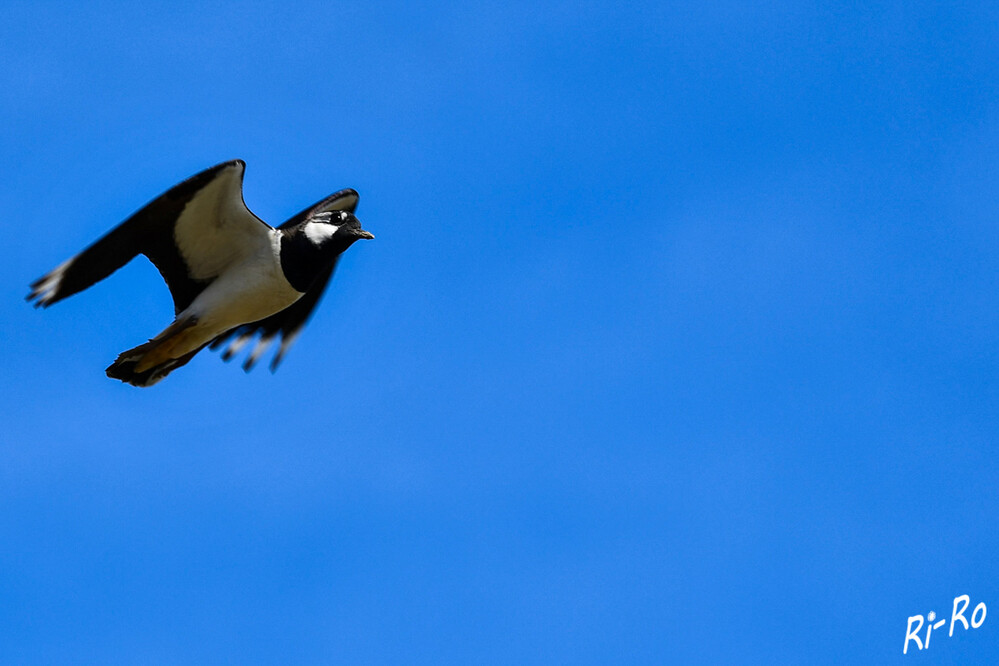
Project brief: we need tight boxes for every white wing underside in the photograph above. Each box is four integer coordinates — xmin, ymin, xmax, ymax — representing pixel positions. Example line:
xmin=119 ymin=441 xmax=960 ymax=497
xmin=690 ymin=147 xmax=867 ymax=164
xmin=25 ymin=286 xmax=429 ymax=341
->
xmin=173 ymin=162 xmax=272 ymax=280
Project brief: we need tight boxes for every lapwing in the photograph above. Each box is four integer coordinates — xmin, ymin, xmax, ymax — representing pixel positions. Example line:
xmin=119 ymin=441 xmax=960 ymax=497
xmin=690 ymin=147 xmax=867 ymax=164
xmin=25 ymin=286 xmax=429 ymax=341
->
xmin=27 ymin=159 xmax=373 ymax=387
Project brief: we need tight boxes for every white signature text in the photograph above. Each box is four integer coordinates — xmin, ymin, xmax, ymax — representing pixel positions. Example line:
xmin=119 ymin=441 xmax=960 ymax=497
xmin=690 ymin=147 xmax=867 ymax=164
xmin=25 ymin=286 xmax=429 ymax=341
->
xmin=904 ymin=594 xmax=986 ymax=654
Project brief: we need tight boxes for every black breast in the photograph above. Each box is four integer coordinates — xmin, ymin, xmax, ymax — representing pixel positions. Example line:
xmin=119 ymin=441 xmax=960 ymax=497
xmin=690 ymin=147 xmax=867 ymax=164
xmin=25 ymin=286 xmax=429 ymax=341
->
xmin=279 ymin=233 xmax=339 ymax=293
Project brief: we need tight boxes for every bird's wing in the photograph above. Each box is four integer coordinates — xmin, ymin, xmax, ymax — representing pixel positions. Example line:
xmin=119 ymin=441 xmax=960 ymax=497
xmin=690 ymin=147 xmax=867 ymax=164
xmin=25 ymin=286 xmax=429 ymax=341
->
xmin=209 ymin=188 xmax=361 ymax=371
xmin=27 ymin=159 xmax=272 ymax=314
xmin=277 ymin=187 xmax=359 ymax=229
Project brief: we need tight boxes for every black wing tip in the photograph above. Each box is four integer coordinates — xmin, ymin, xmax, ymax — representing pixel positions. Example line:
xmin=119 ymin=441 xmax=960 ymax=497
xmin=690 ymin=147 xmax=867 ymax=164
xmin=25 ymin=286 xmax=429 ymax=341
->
xmin=218 ymin=158 xmax=246 ymax=174
xmin=165 ymin=159 xmax=247 ymax=202
xmin=278 ymin=188 xmax=361 ymax=229
xmin=269 ymin=345 xmax=292 ymax=373
xmin=214 ymin=158 xmax=245 ymax=171
xmin=26 ymin=286 xmax=56 ymax=308
xmin=269 ymin=355 xmax=283 ymax=373
xmin=322 ymin=187 xmax=359 ymax=203
xmin=196 ymin=159 xmax=245 ymax=184
xmin=241 ymin=353 xmax=261 ymax=373
xmin=244 ymin=335 xmax=277 ymax=373
xmin=26 ymin=260 xmax=73 ymax=308
xmin=210 ymin=331 xmax=289 ymax=374
xmin=331 ymin=188 xmax=360 ymax=213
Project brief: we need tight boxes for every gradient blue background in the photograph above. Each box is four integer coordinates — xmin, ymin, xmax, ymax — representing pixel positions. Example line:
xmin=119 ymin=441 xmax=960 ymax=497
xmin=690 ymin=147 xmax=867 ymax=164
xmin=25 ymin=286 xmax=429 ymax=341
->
xmin=2 ymin=1 xmax=998 ymax=663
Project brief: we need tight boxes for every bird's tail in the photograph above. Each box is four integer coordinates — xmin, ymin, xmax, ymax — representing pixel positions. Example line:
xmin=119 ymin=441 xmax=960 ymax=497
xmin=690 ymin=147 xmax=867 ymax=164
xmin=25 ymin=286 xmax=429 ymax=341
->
xmin=106 ymin=316 xmax=203 ymax=387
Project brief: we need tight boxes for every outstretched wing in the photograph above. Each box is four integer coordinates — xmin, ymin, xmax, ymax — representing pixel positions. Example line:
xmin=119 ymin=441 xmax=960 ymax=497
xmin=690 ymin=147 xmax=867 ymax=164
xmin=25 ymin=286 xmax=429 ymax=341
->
xmin=27 ymin=159 xmax=272 ymax=314
xmin=278 ymin=187 xmax=359 ymax=230
xmin=209 ymin=187 xmax=360 ymax=371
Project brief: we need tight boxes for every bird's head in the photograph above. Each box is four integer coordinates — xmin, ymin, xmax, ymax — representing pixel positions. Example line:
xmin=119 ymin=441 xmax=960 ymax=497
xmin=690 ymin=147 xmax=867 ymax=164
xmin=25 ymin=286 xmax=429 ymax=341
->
xmin=301 ymin=210 xmax=374 ymax=249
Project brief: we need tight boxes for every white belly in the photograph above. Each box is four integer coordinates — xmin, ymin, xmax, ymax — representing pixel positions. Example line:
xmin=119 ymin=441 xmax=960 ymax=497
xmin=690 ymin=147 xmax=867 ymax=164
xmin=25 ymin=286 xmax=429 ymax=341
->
xmin=173 ymin=241 xmax=302 ymax=354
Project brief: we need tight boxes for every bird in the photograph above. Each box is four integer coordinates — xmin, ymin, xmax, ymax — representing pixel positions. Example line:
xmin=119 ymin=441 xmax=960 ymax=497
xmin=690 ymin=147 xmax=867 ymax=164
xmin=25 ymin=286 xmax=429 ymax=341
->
xmin=27 ymin=159 xmax=373 ymax=387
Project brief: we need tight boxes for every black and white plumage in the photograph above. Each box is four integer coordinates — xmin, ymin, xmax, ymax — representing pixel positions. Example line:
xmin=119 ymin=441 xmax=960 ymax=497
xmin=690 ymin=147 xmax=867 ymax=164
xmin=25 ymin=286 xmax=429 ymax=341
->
xmin=27 ymin=159 xmax=373 ymax=387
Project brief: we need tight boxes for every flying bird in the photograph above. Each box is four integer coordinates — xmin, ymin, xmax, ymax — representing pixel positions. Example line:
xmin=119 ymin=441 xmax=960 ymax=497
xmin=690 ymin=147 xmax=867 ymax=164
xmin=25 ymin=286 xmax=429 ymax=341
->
xmin=27 ymin=159 xmax=373 ymax=387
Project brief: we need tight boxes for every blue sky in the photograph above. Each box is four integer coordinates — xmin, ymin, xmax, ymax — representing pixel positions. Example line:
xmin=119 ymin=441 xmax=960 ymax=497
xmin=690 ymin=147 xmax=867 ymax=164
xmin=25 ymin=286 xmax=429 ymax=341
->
xmin=2 ymin=1 xmax=999 ymax=663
